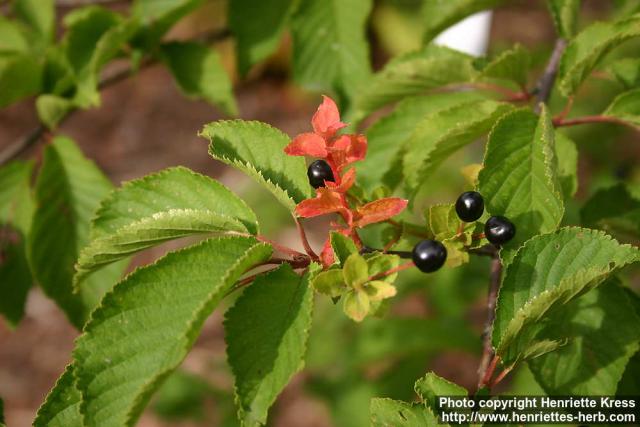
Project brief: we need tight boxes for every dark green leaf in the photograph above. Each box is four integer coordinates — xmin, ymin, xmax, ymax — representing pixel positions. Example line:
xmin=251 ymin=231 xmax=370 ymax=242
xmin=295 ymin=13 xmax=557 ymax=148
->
xmin=556 ymin=132 xmax=578 ymax=199
xmin=581 ymin=183 xmax=640 ymax=241
xmin=0 ymin=53 xmax=42 ymax=108
xmin=607 ymin=57 xmax=640 ymax=88
xmin=33 ymin=365 xmax=83 ymax=427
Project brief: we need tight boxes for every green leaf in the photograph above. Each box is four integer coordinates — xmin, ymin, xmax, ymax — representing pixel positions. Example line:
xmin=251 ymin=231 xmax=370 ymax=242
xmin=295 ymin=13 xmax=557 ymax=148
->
xmin=229 ymin=0 xmax=298 ymax=76
xmin=13 ymin=0 xmax=55 ymax=44
xmin=427 ymin=204 xmax=460 ymax=239
xmin=36 ymin=95 xmax=74 ymax=129
xmin=558 ymin=15 xmax=640 ymax=97
xmin=0 ymin=16 xmax=29 ymax=53
xmin=529 ymin=279 xmax=640 ymax=395
xmin=0 ymin=53 xmax=42 ymax=108
xmin=403 ymin=100 xmax=513 ymax=194
xmin=291 ymin=0 xmax=372 ymax=105
xmin=330 ymin=231 xmax=358 ymax=265
xmin=351 ymin=45 xmax=477 ymax=121
xmin=131 ymin=0 xmax=204 ymax=48
xmin=358 ymin=92 xmax=487 ymax=190
xmin=617 ymin=351 xmax=640 ymax=396
xmin=312 ymin=268 xmax=347 ymax=297
xmin=74 ymin=166 xmax=258 ymax=286
xmin=555 ymin=132 xmax=578 ymax=199
xmin=343 ymin=253 xmax=370 ymax=287
xmin=343 ymin=289 xmax=370 ymax=322
xmin=478 ymin=107 xmax=564 ymax=258
xmin=607 ymin=58 xmax=640 ymax=88
xmin=370 ymin=398 xmax=438 ymax=427
xmin=201 ymin=120 xmax=313 ymax=211
xmin=492 ymin=227 xmax=640 ymax=365
xmin=73 ymin=236 xmax=272 ymax=427
xmin=28 ymin=137 xmax=127 ymax=328
xmin=414 ymin=372 xmax=467 ymax=410
xmin=225 ymin=263 xmax=317 ymax=426
xmin=581 ymin=184 xmax=640 ymax=241
xmin=365 ymin=253 xmax=400 ymax=283
xmin=477 ymin=44 xmax=531 ymax=87
xmin=421 ymin=0 xmax=508 ymax=43
xmin=0 ymin=161 xmax=34 ymax=327
xmin=603 ymin=87 xmax=640 ymax=128
xmin=160 ymin=41 xmax=237 ymax=116
xmin=33 ymin=365 xmax=83 ymax=427
xmin=547 ymin=0 xmax=581 ymax=38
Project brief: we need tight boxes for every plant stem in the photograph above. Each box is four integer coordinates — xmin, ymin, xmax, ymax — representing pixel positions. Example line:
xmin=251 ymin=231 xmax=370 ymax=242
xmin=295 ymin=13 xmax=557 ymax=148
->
xmin=293 ymin=215 xmax=319 ymax=260
xmin=360 ymin=246 xmax=412 ymax=259
xmin=368 ymin=261 xmax=415 ymax=281
xmin=553 ymin=115 xmax=636 ymax=129
xmin=477 ymin=256 xmax=502 ymax=389
xmin=534 ymin=38 xmax=567 ymax=110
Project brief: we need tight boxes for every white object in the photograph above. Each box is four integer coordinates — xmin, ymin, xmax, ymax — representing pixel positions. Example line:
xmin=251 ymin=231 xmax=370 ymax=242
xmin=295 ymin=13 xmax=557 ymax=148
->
xmin=434 ymin=11 xmax=493 ymax=57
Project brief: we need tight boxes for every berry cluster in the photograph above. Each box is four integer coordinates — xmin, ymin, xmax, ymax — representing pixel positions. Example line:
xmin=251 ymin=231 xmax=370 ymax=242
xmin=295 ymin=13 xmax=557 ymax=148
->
xmin=411 ymin=191 xmax=516 ymax=273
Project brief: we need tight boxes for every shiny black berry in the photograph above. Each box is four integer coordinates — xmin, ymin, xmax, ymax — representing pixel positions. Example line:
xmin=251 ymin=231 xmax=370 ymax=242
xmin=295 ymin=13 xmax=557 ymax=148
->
xmin=307 ymin=160 xmax=335 ymax=188
xmin=484 ymin=216 xmax=516 ymax=245
xmin=455 ymin=191 xmax=484 ymax=222
xmin=412 ymin=240 xmax=447 ymax=273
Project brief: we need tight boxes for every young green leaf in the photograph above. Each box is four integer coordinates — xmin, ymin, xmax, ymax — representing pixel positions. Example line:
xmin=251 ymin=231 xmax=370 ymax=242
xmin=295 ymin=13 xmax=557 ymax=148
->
xmin=0 ymin=53 xmax=42 ymax=108
xmin=343 ymin=253 xmax=369 ymax=287
xmin=547 ymin=0 xmax=581 ymax=38
xmin=403 ymin=100 xmax=513 ymax=194
xmin=28 ymin=137 xmax=127 ymax=328
xmin=0 ymin=17 xmax=30 ymax=53
xmin=291 ymin=0 xmax=372 ymax=105
xmin=160 ymin=41 xmax=238 ymax=116
xmin=0 ymin=161 xmax=34 ymax=327
xmin=36 ymin=95 xmax=74 ymax=129
xmin=330 ymin=231 xmax=358 ymax=265
xmin=312 ymin=268 xmax=346 ymax=297
xmin=607 ymin=57 xmax=640 ymax=88
xmin=558 ymin=14 xmax=640 ymax=97
xmin=370 ymin=398 xmax=439 ymax=427
xmin=603 ymin=87 xmax=640 ymax=128
xmin=414 ymin=372 xmax=467 ymax=410
xmin=421 ymin=0 xmax=508 ymax=43
xmin=478 ymin=107 xmax=564 ymax=258
xmin=528 ymin=279 xmax=640 ymax=395
xmin=229 ymin=0 xmax=298 ymax=76
xmin=131 ymin=0 xmax=203 ymax=48
xmin=75 ymin=166 xmax=258 ymax=286
xmin=12 ymin=0 xmax=55 ymax=45
xmin=476 ymin=44 xmax=531 ymax=87
xmin=581 ymin=183 xmax=640 ymax=241
xmin=33 ymin=365 xmax=83 ymax=427
xmin=201 ymin=120 xmax=313 ymax=210
xmin=225 ymin=263 xmax=318 ymax=426
xmin=492 ymin=227 xmax=640 ymax=365
xmin=73 ymin=236 xmax=272 ymax=427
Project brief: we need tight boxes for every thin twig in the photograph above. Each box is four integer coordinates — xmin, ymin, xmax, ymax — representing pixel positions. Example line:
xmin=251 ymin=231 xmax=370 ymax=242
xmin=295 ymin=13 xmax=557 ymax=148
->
xmin=368 ymin=261 xmax=415 ymax=281
xmin=534 ymin=38 xmax=567 ymax=111
xmin=467 ymin=245 xmax=498 ymax=258
xmin=293 ymin=215 xmax=318 ymax=260
xmin=554 ymin=114 xmax=637 ymax=130
xmin=477 ymin=257 xmax=502 ymax=389
xmin=360 ymin=246 xmax=412 ymax=259
xmin=490 ymin=364 xmax=514 ymax=388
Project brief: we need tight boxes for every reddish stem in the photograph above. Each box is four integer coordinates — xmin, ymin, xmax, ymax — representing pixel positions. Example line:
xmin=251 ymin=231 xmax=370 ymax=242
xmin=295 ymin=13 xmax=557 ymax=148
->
xmin=255 ymin=235 xmax=308 ymax=258
xmin=479 ymin=355 xmax=501 ymax=390
xmin=368 ymin=261 xmax=415 ymax=281
xmin=490 ymin=365 xmax=513 ymax=388
xmin=553 ymin=115 xmax=634 ymax=129
xmin=293 ymin=215 xmax=319 ymax=260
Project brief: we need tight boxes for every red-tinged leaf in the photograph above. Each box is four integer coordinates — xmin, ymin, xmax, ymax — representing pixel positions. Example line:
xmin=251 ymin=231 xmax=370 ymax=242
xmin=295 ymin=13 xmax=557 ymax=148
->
xmin=284 ymin=132 xmax=327 ymax=157
xmin=320 ymin=238 xmax=335 ymax=267
xmin=296 ymin=188 xmax=352 ymax=224
xmin=330 ymin=134 xmax=368 ymax=170
xmin=354 ymin=198 xmax=408 ymax=228
xmin=327 ymin=167 xmax=356 ymax=193
xmin=312 ymin=96 xmax=346 ymax=138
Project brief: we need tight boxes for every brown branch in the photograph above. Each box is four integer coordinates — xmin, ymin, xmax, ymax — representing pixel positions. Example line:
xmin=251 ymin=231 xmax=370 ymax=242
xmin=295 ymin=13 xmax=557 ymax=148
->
xmin=477 ymin=256 xmax=502 ymax=389
xmin=553 ymin=114 xmax=637 ymax=130
xmin=534 ymin=38 xmax=567 ymax=111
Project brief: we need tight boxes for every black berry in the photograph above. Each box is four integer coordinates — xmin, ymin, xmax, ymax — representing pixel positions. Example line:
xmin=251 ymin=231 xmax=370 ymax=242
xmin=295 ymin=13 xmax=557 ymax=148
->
xmin=412 ymin=240 xmax=447 ymax=273
xmin=484 ymin=216 xmax=516 ymax=245
xmin=455 ymin=191 xmax=484 ymax=222
xmin=307 ymin=160 xmax=335 ymax=188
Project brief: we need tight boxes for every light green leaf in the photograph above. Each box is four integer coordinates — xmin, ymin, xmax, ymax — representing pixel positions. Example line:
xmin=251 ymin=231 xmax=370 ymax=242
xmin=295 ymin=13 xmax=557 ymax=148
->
xmin=0 ymin=53 xmax=42 ymax=108
xmin=73 ymin=236 xmax=272 ymax=427
xmin=547 ymin=0 xmax=581 ymax=38
xmin=13 ymin=0 xmax=55 ymax=44
xmin=229 ymin=0 xmax=298 ymax=76
xmin=330 ymin=231 xmax=358 ymax=265
xmin=414 ymin=372 xmax=467 ymax=410
xmin=364 ymin=280 xmax=396 ymax=301
xmin=603 ymin=87 xmax=640 ymax=128
xmin=74 ymin=166 xmax=258 ymax=286
xmin=28 ymin=137 xmax=127 ymax=328
xmin=529 ymin=279 xmax=640 ymax=395
xmin=0 ymin=161 xmax=34 ymax=327
xmin=581 ymin=183 xmax=640 ymax=241
xmin=555 ymin=132 xmax=578 ymax=199
xmin=312 ymin=268 xmax=347 ymax=297
xmin=33 ymin=365 xmax=83 ymax=427
xmin=403 ymin=100 xmax=513 ymax=194
xmin=201 ymin=120 xmax=313 ymax=211
xmin=291 ymin=0 xmax=372 ymax=105
xmin=492 ymin=227 xmax=640 ymax=365
xmin=343 ymin=290 xmax=370 ymax=322
xmin=343 ymin=253 xmax=369 ymax=287
xmin=477 ymin=43 xmax=531 ymax=87
xmin=365 ymin=253 xmax=400 ymax=283
xmin=607 ymin=58 xmax=640 ymax=88
xmin=479 ymin=107 xmax=564 ymax=258
xmin=558 ymin=15 xmax=640 ymax=97
xmin=225 ymin=263 xmax=317 ymax=426
xmin=131 ymin=0 xmax=203 ymax=48
xmin=351 ymin=45 xmax=477 ymax=121
xmin=422 ymin=0 xmax=508 ymax=43
xmin=427 ymin=204 xmax=460 ymax=239
xmin=161 ymin=41 xmax=237 ymax=116
xmin=0 ymin=17 xmax=29 ymax=53
xmin=370 ymin=398 xmax=438 ymax=427
xmin=36 ymin=95 xmax=74 ymax=129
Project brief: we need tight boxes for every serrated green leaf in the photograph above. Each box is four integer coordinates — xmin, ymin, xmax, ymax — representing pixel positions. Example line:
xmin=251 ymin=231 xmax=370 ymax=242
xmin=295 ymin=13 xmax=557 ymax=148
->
xmin=343 ymin=289 xmax=370 ymax=322
xmin=343 ymin=253 xmax=369 ymax=287
xmin=225 ymin=263 xmax=317 ymax=426
xmin=365 ymin=253 xmax=400 ymax=283
xmin=607 ymin=57 xmax=640 ymax=88
xmin=403 ymin=100 xmax=513 ymax=194
xmin=427 ymin=204 xmax=460 ymax=239
xmin=529 ymin=279 xmax=640 ymax=395
xmin=73 ymin=236 xmax=272 ymax=427
xmin=555 ymin=132 xmax=578 ymax=199
xmin=477 ymin=43 xmax=531 ymax=87
xmin=312 ymin=268 xmax=346 ymax=297
xmin=74 ymin=166 xmax=258 ymax=286
xmin=36 ymin=95 xmax=74 ymax=129
xmin=581 ymin=183 xmax=640 ymax=241
xmin=330 ymin=231 xmax=358 ymax=265
xmin=370 ymin=398 xmax=438 ymax=427
xmin=229 ymin=0 xmax=298 ymax=76
xmin=0 ymin=53 xmax=42 ymax=108
xmin=131 ymin=0 xmax=203 ymax=48
xmin=291 ymin=0 xmax=372 ymax=105
xmin=351 ymin=45 xmax=477 ymax=121
xmin=0 ymin=161 xmax=34 ymax=327
xmin=603 ymin=87 xmax=640 ymax=128
xmin=547 ymin=0 xmax=581 ymax=38
xmin=414 ymin=372 xmax=467 ymax=410
xmin=0 ymin=16 xmax=29 ymax=53
xmin=479 ymin=107 xmax=564 ymax=258
xmin=201 ymin=120 xmax=313 ymax=211
xmin=492 ymin=227 xmax=640 ymax=365
xmin=33 ymin=365 xmax=83 ymax=427
xmin=28 ymin=137 xmax=127 ymax=328
xmin=558 ymin=15 xmax=640 ymax=97
xmin=160 ymin=41 xmax=237 ymax=116
xmin=421 ymin=0 xmax=508 ymax=43
xmin=13 ymin=0 xmax=55 ymax=44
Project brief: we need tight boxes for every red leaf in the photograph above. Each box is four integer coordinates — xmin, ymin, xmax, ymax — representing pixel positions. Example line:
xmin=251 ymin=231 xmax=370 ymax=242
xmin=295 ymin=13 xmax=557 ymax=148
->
xmin=284 ymin=133 xmax=327 ymax=157
xmin=326 ymin=167 xmax=356 ymax=193
xmin=354 ymin=198 xmax=408 ymax=228
xmin=329 ymin=134 xmax=368 ymax=170
xmin=320 ymin=238 xmax=335 ymax=267
xmin=312 ymin=96 xmax=346 ymax=138
xmin=295 ymin=188 xmax=352 ymax=224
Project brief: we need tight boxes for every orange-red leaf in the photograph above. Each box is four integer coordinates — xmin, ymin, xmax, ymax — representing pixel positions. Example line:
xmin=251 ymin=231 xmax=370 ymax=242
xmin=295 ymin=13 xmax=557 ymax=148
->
xmin=329 ymin=134 xmax=367 ymax=170
xmin=326 ymin=167 xmax=356 ymax=193
xmin=354 ymin=198 xmax=408 ymax=228
xmin=295 ymin=188 xmax=352 ymax=224
xmin=284 ymin=132 xmax=327 ymax=157
xmin=312 ymin=96 xmax=346 ymax=138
